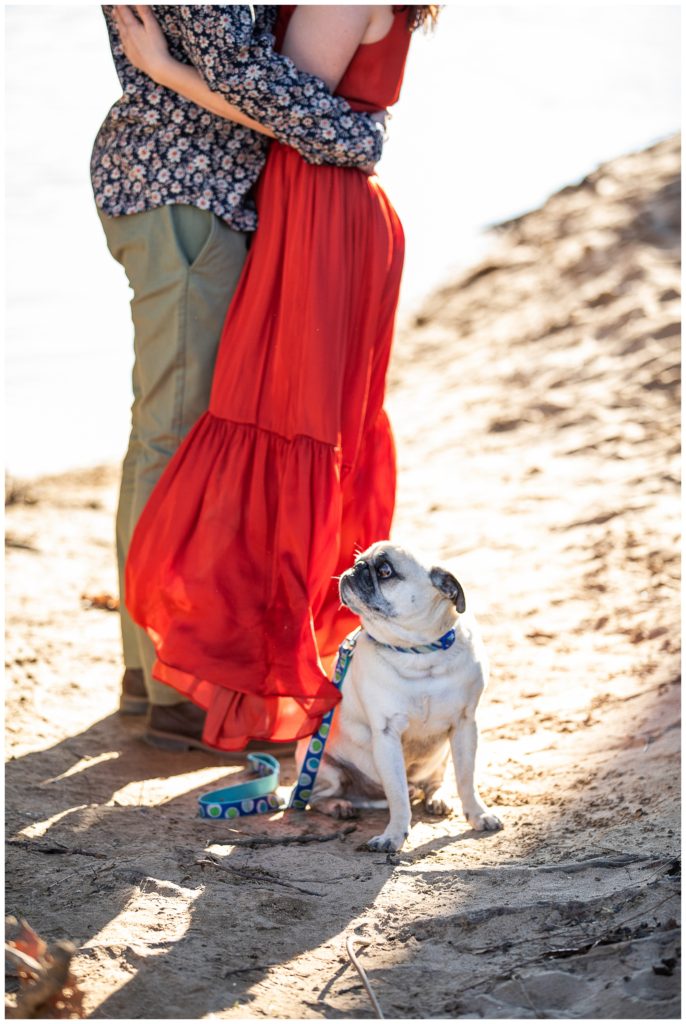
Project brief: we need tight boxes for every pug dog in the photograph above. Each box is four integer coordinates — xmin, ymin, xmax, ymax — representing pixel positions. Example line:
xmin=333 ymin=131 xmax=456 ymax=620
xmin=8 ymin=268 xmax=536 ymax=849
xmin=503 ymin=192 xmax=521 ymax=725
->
xmin=300 ymin=541 xmax=502 ymax=852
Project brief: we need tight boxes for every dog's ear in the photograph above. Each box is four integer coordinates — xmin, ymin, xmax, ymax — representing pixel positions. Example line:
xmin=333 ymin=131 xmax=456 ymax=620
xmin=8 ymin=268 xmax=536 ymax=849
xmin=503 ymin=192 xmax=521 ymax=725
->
xmin=429 ymin=567 xmax=466 ymax=614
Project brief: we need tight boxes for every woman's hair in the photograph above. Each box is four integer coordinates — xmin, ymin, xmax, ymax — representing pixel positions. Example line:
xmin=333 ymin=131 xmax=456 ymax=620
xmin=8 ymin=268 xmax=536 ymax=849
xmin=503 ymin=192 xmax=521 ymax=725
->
xmin=394 ymin=5 xmax=441 ymax=31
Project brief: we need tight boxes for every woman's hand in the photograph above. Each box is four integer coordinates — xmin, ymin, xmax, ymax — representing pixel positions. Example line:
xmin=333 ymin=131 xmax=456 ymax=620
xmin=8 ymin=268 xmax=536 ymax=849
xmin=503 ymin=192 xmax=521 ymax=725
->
xmin=113 ymin=5 xmax=172 ymax=84
xmin=113 ymin=5 xmax=274 ymax=134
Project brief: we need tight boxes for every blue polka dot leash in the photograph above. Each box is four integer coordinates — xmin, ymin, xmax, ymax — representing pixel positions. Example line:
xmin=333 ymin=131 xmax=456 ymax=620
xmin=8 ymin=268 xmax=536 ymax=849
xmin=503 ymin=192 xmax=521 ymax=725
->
xmin=197 ymin=627 xmax=361 ymax=820
xmin=198 ymin=753 xmax=283 ymax=820
xmin=288 ymin=627 xmax=360 ymax=810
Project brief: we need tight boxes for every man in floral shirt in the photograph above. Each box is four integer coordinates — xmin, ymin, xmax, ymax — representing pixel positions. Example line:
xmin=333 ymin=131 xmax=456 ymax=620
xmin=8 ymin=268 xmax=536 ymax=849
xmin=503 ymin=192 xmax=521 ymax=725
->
xmin=93 ymin=5 xmax=384 ymax=752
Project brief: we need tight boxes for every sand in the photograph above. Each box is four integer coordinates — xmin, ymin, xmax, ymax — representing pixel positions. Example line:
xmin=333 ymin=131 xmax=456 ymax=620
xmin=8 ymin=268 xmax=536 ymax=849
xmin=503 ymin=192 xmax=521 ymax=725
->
xmin=5 ymin=135 xmax=680 ymax=1019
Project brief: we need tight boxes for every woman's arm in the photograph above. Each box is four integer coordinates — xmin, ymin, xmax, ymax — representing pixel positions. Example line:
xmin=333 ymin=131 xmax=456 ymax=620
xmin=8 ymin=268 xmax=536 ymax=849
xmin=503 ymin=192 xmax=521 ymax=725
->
xmin=113 ymin=6 xmax=275 ymax=136
xmin=281 ymin=5 xmax=374 ymax=92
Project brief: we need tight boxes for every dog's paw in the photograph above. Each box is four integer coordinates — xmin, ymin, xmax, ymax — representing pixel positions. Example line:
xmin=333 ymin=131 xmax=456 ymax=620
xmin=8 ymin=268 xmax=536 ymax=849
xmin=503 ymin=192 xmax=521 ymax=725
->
xmin=466 ymin=807 xmax=503 ymax=832
xmin=313 ymin=797 xmax=359 ymax=820
xmin=366 ymin=829 xmax=408 ymax=853
xmin=424 ymin=788 xmax=454 ymax=817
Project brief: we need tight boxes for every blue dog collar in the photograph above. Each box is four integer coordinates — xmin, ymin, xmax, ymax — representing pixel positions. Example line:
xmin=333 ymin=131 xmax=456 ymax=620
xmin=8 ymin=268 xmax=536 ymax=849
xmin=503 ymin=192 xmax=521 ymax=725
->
xmin=367 ymin=626 xmax=457 ymax=654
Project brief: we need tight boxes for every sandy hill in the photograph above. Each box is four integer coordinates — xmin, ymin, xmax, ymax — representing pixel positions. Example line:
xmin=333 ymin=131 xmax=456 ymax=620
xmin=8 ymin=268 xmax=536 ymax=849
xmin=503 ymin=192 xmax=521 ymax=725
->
xmin=6 ymin=135 xmax=680 ymax=1018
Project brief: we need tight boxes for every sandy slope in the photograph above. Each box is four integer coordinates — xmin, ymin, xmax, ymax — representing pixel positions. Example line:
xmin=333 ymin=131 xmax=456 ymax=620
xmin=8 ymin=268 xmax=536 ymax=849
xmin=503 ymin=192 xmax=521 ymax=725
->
xmin=5 ymin=136 xmax=680 ymax=1019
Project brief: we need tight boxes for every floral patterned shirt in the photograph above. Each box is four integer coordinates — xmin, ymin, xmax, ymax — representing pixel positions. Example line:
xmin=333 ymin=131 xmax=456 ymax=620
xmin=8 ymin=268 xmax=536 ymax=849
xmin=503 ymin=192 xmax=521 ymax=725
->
xmin=92 ymin=5 xmax=385 ymax=232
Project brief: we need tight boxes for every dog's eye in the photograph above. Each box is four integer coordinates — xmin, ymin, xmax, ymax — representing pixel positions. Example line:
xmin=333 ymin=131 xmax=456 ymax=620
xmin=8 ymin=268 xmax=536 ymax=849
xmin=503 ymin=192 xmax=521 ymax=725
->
xmin=376 ymin=561 xmax=394 ymax=580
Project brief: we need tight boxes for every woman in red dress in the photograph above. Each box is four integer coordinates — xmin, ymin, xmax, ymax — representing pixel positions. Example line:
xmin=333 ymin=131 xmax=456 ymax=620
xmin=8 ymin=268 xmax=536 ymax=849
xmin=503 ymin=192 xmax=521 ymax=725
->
xmin=120 ymin=5 xmax=436 ymax=751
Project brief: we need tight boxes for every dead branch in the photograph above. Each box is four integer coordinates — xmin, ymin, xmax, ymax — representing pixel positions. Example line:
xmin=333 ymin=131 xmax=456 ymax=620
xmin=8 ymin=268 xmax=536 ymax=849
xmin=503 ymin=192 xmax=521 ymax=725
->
xmin=210 ymin=824 xmax=357 ymax=848
xmin=402 ymin=853 xmax=662 ymax=877
xmin=195 ymin=854 xmax=324 ymax=897
xmin=6 ymin=838 xmax=107 ymax=860
xmin=504 ymin=853 xmax=661 ymax=874
xmin=346 ymin=936 xmax=384 ymax=1019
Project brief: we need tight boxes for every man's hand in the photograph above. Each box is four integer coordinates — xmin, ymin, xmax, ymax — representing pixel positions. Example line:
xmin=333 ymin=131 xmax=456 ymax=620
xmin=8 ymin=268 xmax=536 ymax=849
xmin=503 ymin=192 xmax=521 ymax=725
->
xmin=361 ymin=110 xmax=388 ymax=176
xmin=113 ymin=5 xmax=172 ymax=83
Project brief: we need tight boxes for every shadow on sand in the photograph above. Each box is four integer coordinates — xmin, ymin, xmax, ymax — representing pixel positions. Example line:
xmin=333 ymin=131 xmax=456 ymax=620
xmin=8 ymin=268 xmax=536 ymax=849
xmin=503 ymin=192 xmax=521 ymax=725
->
xmin=5 ymin=709 xmax=500 ymax=1018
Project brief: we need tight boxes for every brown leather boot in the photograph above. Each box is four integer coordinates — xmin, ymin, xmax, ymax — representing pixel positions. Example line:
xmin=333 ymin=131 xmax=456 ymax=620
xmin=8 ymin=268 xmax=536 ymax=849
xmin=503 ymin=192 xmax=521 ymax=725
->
xmin=119 ymin=668 xmax=149 ymax=715
xmin=144 ymin=703 xmax=297 ymax=759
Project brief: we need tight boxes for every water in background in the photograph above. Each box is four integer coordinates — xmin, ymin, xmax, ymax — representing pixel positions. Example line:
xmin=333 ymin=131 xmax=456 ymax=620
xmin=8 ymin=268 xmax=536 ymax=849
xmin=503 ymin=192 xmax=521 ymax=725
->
xmin=5 ymin=5 xmax=680 ymax=478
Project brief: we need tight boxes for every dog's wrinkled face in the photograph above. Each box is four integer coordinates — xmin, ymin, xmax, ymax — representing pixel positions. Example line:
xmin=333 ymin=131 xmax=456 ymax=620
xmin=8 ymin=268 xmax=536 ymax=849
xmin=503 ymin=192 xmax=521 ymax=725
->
xmin=339 ymin=541 xmax=466 ymax=644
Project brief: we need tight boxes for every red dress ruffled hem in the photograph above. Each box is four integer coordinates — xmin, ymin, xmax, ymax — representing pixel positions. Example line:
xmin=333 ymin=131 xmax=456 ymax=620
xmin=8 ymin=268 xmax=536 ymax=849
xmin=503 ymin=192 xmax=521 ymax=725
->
xmin=127 ymin=404 xmax=396 ymax=751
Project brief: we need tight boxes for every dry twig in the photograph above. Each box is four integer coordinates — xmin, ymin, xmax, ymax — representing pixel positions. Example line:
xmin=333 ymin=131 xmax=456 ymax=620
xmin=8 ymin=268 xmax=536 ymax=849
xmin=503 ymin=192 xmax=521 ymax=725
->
xmin=7 ymin=838 xmax=107 ymax=860
xmin=211 ymin=824 xmax=357 ymax=848
xmin=196 ymin=854 xmax=324 ymax=896
xmin=345 ymin=936 xmax=384 ymax=1019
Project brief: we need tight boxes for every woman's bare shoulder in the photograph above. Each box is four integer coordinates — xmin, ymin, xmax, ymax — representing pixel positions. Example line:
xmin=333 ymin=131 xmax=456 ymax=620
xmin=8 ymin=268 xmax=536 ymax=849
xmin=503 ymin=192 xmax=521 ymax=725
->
xmin=282 ymin=5 xmax=379 ymax=91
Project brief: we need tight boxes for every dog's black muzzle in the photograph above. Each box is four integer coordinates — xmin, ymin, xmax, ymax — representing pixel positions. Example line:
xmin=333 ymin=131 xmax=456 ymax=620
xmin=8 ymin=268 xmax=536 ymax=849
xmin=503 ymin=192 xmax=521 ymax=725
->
xmin=339 ymin=560 xmax=375 ymax=606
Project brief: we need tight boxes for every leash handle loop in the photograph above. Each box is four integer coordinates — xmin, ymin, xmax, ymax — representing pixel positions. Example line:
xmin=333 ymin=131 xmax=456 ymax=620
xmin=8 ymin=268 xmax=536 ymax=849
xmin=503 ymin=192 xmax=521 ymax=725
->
xmin=197 ymin=628 xmax=360 ymax=819
xmin=198 ymin=753 xmax=281 ymax=819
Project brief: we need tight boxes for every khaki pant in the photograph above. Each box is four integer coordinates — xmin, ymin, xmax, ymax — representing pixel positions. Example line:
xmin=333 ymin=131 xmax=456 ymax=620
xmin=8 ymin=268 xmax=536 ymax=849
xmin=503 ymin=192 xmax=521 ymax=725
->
xmin=99 ymin=204 xmax=247 ymax=704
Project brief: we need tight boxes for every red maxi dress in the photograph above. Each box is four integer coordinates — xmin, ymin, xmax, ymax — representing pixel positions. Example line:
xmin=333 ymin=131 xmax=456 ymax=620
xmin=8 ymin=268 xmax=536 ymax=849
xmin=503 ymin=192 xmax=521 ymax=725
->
xmin=126 ymin=8 xmax=412 ymax=750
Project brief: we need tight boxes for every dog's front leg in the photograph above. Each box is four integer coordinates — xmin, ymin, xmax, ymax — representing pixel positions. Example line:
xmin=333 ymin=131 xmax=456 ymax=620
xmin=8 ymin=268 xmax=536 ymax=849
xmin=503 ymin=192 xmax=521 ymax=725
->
xmin=367 ymin=716 xmax=412 ymax=852
xmin=451 ymin=712 xmax=502 ymax=832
